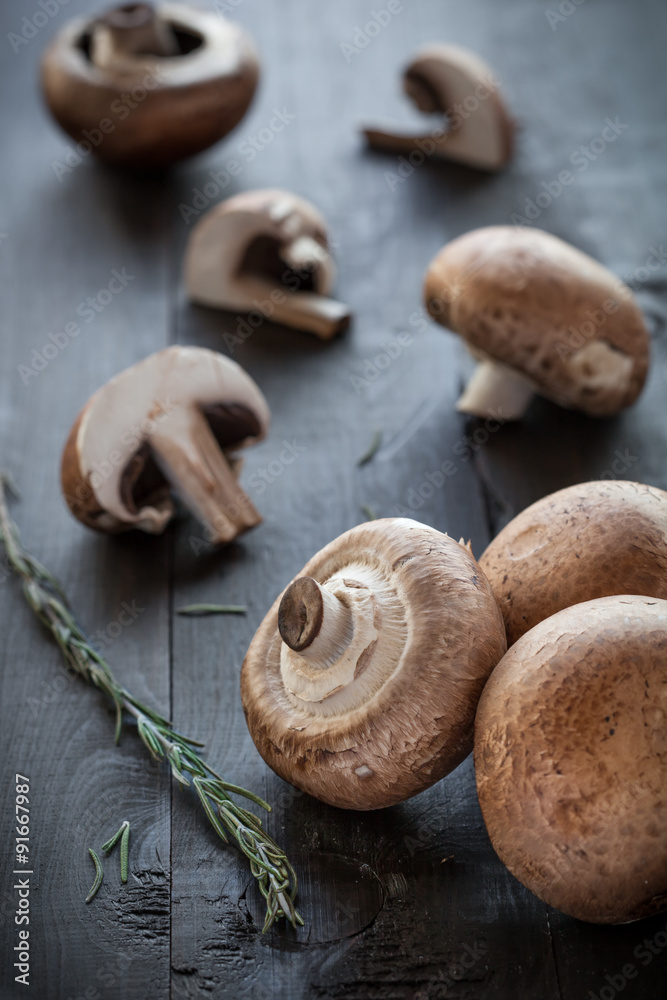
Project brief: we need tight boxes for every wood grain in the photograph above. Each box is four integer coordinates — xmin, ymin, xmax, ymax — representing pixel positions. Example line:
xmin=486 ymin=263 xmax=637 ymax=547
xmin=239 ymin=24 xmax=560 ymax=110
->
xmin=1 ymin=0 xmax=666 ymax=997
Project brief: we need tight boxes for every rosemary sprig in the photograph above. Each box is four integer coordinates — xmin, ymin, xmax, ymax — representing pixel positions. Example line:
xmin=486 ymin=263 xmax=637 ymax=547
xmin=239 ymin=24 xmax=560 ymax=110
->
xmin=0 ymin=475 xmax=302 ymax=933
xmin=357 ymin=428 xmax=382 ymax=467
xmin=176 ymin=604 xmax=247 ymax=616
xmin=86 ymin=848 xmax=104 ymax=903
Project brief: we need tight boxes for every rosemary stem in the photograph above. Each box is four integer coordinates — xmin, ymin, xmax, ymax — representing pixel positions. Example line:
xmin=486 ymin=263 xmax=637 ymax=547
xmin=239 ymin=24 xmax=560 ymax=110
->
xmin=0 ymin=475 xmax=302 ymax=932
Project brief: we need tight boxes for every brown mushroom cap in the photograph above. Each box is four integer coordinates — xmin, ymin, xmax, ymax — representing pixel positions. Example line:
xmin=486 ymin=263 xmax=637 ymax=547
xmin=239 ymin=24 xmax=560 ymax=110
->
xmin=480 ymin=480 xmax=667 ymax=645
xmin=424 ymin=226 xmax=649 ymax=418
xmin=61 ymin=345 xmax=270 ymax=545
xmin=241 ymin=518 xmax=506 ymax=810
xmin=41 ymin=3 xmax=259 ymax=168
xmin=474 ymin=595 xmax=667 ymax=924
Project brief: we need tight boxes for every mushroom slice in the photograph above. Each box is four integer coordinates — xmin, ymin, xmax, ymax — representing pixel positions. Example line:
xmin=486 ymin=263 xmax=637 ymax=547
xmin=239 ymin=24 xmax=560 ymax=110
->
xmin=424 ymin=226 xmax=649 ymax=419
xmin=362 ymin=45 xmax=513 ymax=171
xmin=184 ymin=189 xmax=352 ymax=340
xmin=61 ymin=346 xmax=270 ymax=545
xmin=41 ymin=3 xmax=259 ymax=168
xmin=241 ymin=518 xmax=507 ymax=810
xmin=479 ymin=480 xmax=667 ymax=645
xmin=475 ymin=595 xmax=667 ymax=924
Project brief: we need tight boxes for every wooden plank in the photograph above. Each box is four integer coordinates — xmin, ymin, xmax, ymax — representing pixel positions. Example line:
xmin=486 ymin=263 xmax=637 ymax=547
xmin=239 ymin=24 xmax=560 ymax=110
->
xmin=0 ymin=3 xmax=172 ymax=996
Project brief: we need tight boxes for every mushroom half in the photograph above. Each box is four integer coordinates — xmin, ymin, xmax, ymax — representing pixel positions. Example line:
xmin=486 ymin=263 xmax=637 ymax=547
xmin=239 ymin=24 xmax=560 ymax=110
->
xmin=424 ymin=227 xmax=650 ymax=419
xmin=362 ymin=45 xmax=513 ymax=171
xmin=184 ymin=189 xmax=352 ymax=340
xmin=480 ymin=480 xmax=667 ymax=645
xmin=241 ymin=518 xmax=507 ymax=810
xmin=475 ymin=595 xmax=667 ymax=924
xmin=41 ymin=3 xmax=259 ymax=168
xmin=61 ymin=346 xmax=270 ymax=545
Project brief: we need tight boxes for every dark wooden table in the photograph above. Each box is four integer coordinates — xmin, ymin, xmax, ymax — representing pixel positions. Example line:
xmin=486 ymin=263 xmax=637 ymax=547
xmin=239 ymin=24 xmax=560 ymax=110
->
xmin=2 ymin=1 xmax=666 ymax=997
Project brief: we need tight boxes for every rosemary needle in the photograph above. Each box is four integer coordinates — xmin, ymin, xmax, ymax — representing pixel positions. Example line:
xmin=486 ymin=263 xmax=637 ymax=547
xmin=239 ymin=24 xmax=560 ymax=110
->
xmin=0 ymin=475 xmax=302 ymax=933
xmin=102 ymin=820 xmax=130 ymax=883
xmin=360 ymin=504 xmax=377 ymax=521
xmin=85 ymin=848 xmax=104 ymax=904
xmin=176 ymin=604 xmax=247 ymax=616
xmin=357 ymin=429 xmax=382 ymax=467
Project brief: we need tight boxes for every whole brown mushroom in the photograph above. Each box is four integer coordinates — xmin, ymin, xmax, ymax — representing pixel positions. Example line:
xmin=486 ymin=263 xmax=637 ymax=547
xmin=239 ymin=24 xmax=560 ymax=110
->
xmin=475 ymin=595 xmax=667 ymax=924
xmin=241 ymin=518 xmax=506 ymax=810
xmin=479 ymin=480 xmax=667 ymax=644
xmin=424 ymin=227 xmax=650 ymax=419
xmin=41 ymin=3 xmax=259 ymax=168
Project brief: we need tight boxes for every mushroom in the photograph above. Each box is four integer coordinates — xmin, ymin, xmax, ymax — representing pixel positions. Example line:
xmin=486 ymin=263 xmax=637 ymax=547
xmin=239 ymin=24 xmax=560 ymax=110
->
xmin=423 ymin=227 xmax=650 ymax=419
xmin=184 ymin=189 xmax=352 ymax=340
xmin=41 ymin=3 xmax=259 ymax=168
xmin=361 ymin=45 xmax=513 ymax=171
xmin=474 ymin=595 xmax=667 ymax=924
xmin=61 ymin=346 xmax=270 ymax=545
xmin=241 ymin=518 xmax=507 ymax=810
xmin=479 ymin=480 xmax=667 ymax=645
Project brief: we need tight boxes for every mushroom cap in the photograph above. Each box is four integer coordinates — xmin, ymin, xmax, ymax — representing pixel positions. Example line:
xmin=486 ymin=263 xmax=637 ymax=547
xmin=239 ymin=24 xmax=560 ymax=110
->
xmin=184 ymin=188 xmax=335 ymax=310
xmin=61 ymin=345 xmax=269 ymax=534
xmin=41 ymin=4 xmax=259 ymax=168
xmin=474 ymin=595 xmax=667 ymax=924
xmin=241 ymin=518 xmax=507 ymax=810
xmin=480 ymin=480 xmax=667 ymax=645
xmin=423 ymin=226 xmax=649 ymax=416
xmin=403 ymin=45 xmax=514 ymax=169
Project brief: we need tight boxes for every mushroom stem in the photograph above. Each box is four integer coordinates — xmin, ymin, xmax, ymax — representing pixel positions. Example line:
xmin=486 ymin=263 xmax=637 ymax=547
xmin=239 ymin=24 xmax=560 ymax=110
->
xmin=362 ymin=126 xmax=444 ymax=156
xmin=151 ymin=408 xmax=260 ymax=544
xmin=280 ymin=236 xmax=329 ymax=273
xmin=457 ymin=360 xmax=535 ymax=421
xmin=278 ymin=577 xmax=353 ymax=669
xmin=271 ymin=292 xmax=351 ymax=340
xmin=91 ymin=3 xmax=178 ymax=67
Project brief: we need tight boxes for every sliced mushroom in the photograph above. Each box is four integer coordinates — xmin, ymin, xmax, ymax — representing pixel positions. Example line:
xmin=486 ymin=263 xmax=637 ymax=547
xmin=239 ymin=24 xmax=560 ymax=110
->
xmin=61 ymin=346 xmax=270 ymax=545
xmin=41 ymin=3 xmax=259 ymax=168
xmin=241 ymin=518 xmax=506 ymax=810
xmin=362 ymin=45 xmax=513 ymax=171
xmin=475 ymin=595 xmax=667 ymax=924
xmin=424 ymin=227 xmax=650 ymax=419
xmin=184 ymin=189 xmax=352 ymax=340
xmin=480 ymin=480 xmax=667 ymax=645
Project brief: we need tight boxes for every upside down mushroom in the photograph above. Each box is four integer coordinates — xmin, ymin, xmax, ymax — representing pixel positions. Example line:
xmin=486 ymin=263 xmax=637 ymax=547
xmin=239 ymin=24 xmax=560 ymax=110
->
xmin=362 ymin=45 xmax=514 ymax=171
xmin=479 ymin=480 xmax=667 ymax=644
xmin=241 ymin=518 xmax=507 ymax=810
xmin=184 ymin=189 xmax=352 ymax=339
xmin=475 ymin=595 xmax=667 ymax=924
xmin=41 ymin=3 xmax=259 ymax=168
xmin=424 ymin=227 xmax=650 ymax=419
xmin=61 ymin=346 xmax=270 ymax=545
